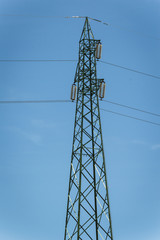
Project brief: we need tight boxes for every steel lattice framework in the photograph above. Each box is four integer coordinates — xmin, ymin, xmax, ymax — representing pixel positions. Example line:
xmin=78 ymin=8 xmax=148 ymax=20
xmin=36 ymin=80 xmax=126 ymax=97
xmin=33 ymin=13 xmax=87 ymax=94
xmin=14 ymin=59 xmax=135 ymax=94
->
xmin=64 ymin=17 xmax=113 ymax=240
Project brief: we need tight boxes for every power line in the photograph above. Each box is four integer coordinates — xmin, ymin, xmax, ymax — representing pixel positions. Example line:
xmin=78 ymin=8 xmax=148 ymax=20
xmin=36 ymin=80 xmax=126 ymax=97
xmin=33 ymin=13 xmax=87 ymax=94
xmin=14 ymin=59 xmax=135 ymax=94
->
xmin=0 ymin=14 xmax=159 ymax=41
xmin=89 ymin=17 xmax=160 ymax=41
xmin=0 ymin=99 xmax=159 ymax=127
xmin=100 ymin=108 xmax=160 ymax=127
xmin=0 ymin=59 xmax=77 ymax=62
xmin=0 ymin=99 xmax=71 ymax=104
xmin=1 ymin=98 xmax=159 ymax=118
xmin=0 ymin=14 xmax=68 ymax=18
xmin=103 ymin=100 xmax=160 ymax=117
xmin=99 ymin=60 xmax=160 ymax=80
xmin=0 ymin=14 xmax=87 ymax=19
xmin=88 ymin=17 xmax=109 ymax=26
xmin=0 ymin=59 xmax=159 ymax=80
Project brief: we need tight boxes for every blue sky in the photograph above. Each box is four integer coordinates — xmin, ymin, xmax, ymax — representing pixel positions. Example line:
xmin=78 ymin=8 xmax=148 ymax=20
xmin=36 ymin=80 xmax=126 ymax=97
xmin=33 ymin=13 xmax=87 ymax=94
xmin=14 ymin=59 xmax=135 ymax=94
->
xmin=0 ymin=0 xmax=160 ymax=240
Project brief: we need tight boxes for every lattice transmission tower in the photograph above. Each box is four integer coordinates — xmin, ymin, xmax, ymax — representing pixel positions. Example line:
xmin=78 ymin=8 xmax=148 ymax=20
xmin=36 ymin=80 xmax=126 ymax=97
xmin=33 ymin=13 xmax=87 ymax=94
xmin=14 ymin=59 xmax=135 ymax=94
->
xmin=64 ymin=17 xmax=113 ymax=240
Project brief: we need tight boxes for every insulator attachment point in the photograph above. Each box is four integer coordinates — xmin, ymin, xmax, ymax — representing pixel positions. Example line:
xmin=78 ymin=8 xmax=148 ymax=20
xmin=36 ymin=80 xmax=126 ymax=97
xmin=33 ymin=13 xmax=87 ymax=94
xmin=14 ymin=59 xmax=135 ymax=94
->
xmin=70 ymin=83 xmax=77 ymax=101
xmin=99 ymin=80 xmax=106 ymax=99
xmin=95 ymin=43 xmax=102 ymax=60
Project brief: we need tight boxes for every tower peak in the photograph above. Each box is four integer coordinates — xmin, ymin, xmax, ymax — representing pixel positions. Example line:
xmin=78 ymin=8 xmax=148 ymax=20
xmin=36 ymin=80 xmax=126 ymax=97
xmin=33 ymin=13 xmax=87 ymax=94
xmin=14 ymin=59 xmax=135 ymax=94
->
xmin=80 ymin=17 xmax=94 ymax=41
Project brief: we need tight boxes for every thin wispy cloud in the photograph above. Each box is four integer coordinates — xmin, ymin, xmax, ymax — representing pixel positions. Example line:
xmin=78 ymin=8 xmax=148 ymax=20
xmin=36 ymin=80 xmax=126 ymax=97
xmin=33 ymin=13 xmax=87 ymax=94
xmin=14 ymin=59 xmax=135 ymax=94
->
xmin=146 ymin=0 xmax=160 ymax=3
xmin=151 ymin=144 xmax=160 ymax=150
xmin=120 ymin=226 xmax=160 ymax=240
xmin=22 ymin=131 xmax=42 ymax=145
xmin=132 ymin=140 xmax=148 ymax=146
xmin=132 ymin=140 xmax=160 ymax=151
xmin=0 ymin=232 xmax=41 ymax=240
xmin=31 ymin=119 xmax=56 ymax=129
xmin=137 ymin=229 xmax=160 ymax=240
xmin=9 ymin=127 xmax=43 ymax=146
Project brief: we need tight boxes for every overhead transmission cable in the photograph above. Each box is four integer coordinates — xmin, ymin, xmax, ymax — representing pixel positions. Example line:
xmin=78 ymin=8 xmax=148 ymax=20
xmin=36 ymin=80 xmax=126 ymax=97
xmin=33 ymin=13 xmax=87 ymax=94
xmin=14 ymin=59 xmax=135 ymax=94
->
xmin=0 ymin=59 xmax=159 ymax=80
xmin=0 ymin=14 xmax=159 ymax=41
xmin=99 ymin=60 xmax=160 ymax=80
xmin=100 ymin=108 xmax=160 ymax=127
xmin=88 ymin=17 xmax=160 ymax=41
xmin=1 ymin=98 xmax=160 ymax=117
xmin=0 ymin=59 xmax=77 ymax=62
xmin=103 ymin=100 xmax=160 ymax=117
xmin=0 ymin=99 xmax=160 ymax=127
xmin=0 ymin=100 xmax=71 ymax=104
xmin=0 ymin=14 xmax=69 ymax=18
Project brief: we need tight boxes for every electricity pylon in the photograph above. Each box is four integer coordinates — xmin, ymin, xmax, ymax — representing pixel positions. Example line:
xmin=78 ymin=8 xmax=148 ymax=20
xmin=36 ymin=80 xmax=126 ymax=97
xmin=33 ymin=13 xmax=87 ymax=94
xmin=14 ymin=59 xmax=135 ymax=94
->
xmin=64 ymin=17 xmax=113 ymax=240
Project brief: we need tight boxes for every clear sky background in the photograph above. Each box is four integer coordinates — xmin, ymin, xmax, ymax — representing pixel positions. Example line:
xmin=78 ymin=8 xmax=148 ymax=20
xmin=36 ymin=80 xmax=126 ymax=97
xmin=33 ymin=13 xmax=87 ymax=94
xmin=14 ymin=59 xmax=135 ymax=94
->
xmin=0 ymin=0 xmax=160 ymax=240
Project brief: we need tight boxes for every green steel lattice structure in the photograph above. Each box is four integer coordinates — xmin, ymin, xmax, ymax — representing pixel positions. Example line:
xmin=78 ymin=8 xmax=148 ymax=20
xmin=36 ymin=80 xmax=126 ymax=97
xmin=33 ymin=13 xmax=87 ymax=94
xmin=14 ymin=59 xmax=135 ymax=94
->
xmin=64 ymin=17 xmax=113 ymax=240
